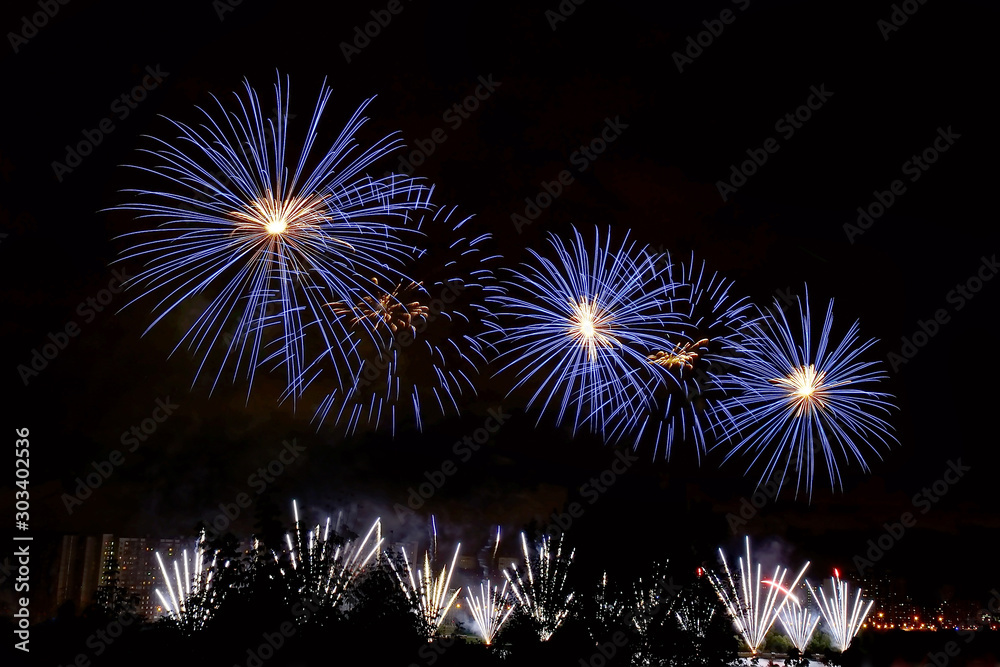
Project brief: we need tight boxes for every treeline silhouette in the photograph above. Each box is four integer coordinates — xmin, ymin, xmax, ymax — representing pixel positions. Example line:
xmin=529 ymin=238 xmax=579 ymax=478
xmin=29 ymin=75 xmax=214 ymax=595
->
xmin=13 ymin=525 xmax=752 ymax=667
xmin=11 ymin=520 xmax=996 ymax=667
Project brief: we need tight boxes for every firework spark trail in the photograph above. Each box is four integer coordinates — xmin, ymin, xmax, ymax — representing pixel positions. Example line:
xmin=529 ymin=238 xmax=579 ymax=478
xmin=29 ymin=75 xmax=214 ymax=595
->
xmin=112 ymin=72 xmax=433 ymax=405
xmin=489 ymin=226 xmax=683 ymax=439
xmin=280 ymin=500 xmax=383 ymax=609
xmin=431 ymin=515 xmax=438 ymax=563
xmin=810 ymin=570 xmax=873 ymax=652
xmin=710 ymin=285 xmax=897 ymax=497
xmin=390 ymin=542 xmax=462 ymax=633
xmin=707 ymin=536 xmax=809 ymax=654
xmin=154 ymin=530 xmax=221 ymax=632
xmin=503 ymin=532 xmax=576 ymax=641
xmin=778 ymin=595 xmax=821 ymax=652
xmin=466 ymin=579 xmax=515 ymax=644
xmin=313 ymin=206 xmax=501 ymax=435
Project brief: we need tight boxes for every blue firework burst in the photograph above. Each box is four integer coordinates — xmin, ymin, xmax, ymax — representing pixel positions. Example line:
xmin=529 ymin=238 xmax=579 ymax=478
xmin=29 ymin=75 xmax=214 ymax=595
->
xmin=611 ymin=253 xmax=754 ymax=461
xmin=112 ymin=73 xmax=433 ymax=402
xmin=311 ymin=206 xmax=502 ymax=435
xmin=488 ymin=226 xmax=684 ymax=438
xmin=710 ymin=286 xmax=897 ymax=497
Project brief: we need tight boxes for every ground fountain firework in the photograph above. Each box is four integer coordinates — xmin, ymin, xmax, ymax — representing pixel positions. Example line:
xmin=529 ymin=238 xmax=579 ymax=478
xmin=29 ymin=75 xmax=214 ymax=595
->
xmin=707 ymin=536 xmax=809 ymax=655
xmin=278 ymin=500 xmax=383 ymax=612
xmin=592 ymin=571 xmax=629 ymax=633
xmin=778 ymin=593 xmax=821 ymax=653
xmin=671 ymin=584 xmax=718 ymax=638
xmin=503 ymin=532 xmax=576 ymax=641
xmin=810 ymin=569 xmax=873 ymax=652
xmin=154 ymin=530 xmax=223 ymax=633
xmin=390 ymin=542 xmax=462 ymax=635
xmin=466 ymin=578 xmax=514 ymax=645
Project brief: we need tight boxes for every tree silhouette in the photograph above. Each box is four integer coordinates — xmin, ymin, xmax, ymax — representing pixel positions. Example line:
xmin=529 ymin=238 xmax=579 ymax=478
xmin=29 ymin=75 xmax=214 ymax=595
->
xmin=91 ymin=554 xmax=138 ymax=620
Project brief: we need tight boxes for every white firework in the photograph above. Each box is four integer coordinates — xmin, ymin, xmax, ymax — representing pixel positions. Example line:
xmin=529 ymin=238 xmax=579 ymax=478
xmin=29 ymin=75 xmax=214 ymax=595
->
xmin=503 ymin=532 xmax=576 ymax=641
xmin=707 ymin=536 xmax=809 ymax=654
xmin=810 ymin=570 xmax=872 ymax=652
xmin=466 ymin=578 xmax=515 ymax=644
xmin=672 ymin=586 xmax=718 ymax=638
xmin=279 ymin=500 xmax=383 ymax=611
xmin=391 ymin=543 xmax=462 ymax=634
xmin=778 ymin=595 xmax=821 ymax=652
xmin=154 ymin=530 xmax=223 ymax=632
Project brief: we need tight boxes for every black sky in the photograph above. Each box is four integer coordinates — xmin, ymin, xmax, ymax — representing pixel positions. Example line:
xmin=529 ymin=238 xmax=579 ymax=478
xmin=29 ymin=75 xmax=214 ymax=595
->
xmin=2 ymin=0 xmax=998 ymax=608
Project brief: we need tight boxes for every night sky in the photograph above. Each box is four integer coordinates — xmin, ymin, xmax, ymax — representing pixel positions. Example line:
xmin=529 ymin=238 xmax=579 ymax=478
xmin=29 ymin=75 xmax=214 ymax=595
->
xmin=2 ymin=0 xmax=998 ymax=611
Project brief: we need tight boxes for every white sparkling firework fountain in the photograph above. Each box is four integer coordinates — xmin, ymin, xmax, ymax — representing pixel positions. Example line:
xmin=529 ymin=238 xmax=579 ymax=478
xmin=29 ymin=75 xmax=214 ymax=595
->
xmin=671 ymin=585 xmax=718 ymax=638
xmin=280 ymin=500 xmax=383 ymax=611
xmin=466 ymin=579 xmax=514 ymax=645
xmin=154 ymin=530 xmax=221 ymax=632
xmin=503 ymin=532 xmax=576 ymax=641
xmin=810 ymin=569 xmax=873 ymax=653
xmin=707 ymin=537 xmax=809 ymax=655
xmin=778 ymin=594 xmax=821 ymax=653
xmin=629 ymin=561 xmax=672 ymax=638
xmin=595 ymin=571 xmax=628 ymax=632
xmin=391 ymin=542 xmax=462 ymax=634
